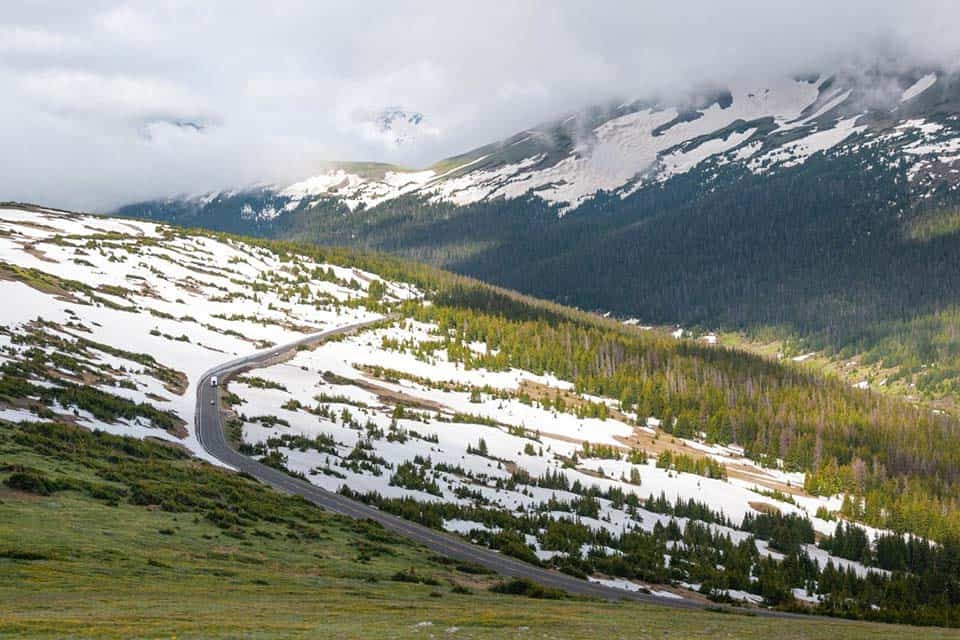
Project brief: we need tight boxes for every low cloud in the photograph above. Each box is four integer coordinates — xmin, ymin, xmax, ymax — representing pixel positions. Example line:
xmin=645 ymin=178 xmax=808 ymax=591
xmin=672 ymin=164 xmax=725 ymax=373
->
xmin=1 ymin=1 xmax=959 ymax=210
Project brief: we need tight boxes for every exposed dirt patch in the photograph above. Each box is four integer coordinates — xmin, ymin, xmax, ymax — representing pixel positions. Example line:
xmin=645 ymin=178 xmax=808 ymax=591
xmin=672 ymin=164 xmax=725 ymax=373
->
xmin=176 ymin=277 xmax=204 ymax=294
xmin=519 ymin=379 xmax=635 ymax=424
xmin=614 ymin=428 xmax=690 ymax=459
xmin=727 ymin=465 xmax=805 ymax=496
xmin=19 ymin=242 xmax=59 ymax=263
xmin=84 ymin=224 xmax=123 ymax=235
xmin=1 ymin=219 xmax=60 ymax=232
xmin=64 ymin=322 xmax=92 ymax=334
xmin=119 ymin=221 xmax=148 ymax=236
xmin=353 ymin=377 xmax=449 ymax=413
xmin=163 ymin=371 xmax=189 ymax=396
xmin=0 ymin=399 xmax=81 ymax=427
xmin=0 ymin=485 xmax=45 ymax=502
xmin=590 ymin=572 xmax=709 ymax=604
xmin=500 ymin=460 xmax=520 ymax=474
xmin=79 ymin=371 xmax=107 ymax=386
xmin=125 ymin=275 xmax=163 ymax=299
xmin=165 ymin=419 xmax=188 ymax=439
xmin=617 ymin=426 xmax=807 ymax=497
xmin=748 ymin=501 xmax=781 ymax=515
xmin=575 ymin=466 xmax=607 ymax=479
xmin=531 ymin=429 xmax=586 ymax=446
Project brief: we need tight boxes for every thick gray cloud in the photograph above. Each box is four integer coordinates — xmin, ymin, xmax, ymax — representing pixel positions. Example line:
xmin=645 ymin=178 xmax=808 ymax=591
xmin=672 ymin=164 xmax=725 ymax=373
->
xmin=1 ymin=1 xmax=958 ymax=210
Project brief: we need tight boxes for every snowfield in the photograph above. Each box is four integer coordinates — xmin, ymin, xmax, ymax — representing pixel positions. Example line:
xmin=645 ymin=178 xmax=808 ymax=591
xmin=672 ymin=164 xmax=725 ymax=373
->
xmin=0 ymin=205 xmax=414 ymax=459
xmin=901 ymin=73 xmax=937 ymax=102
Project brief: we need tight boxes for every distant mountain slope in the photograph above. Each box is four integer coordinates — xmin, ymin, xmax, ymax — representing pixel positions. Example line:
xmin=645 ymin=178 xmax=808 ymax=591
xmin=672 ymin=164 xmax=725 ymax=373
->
xmin=116 ymin=68 xmax=960 ymax=402
xmin=119 ymin=69 xmax=959 ymax=223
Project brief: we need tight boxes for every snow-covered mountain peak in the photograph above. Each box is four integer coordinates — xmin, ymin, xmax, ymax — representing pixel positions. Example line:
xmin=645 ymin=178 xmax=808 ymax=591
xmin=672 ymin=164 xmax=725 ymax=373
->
xmin=119 ymin=68 xmax=960 ymax=221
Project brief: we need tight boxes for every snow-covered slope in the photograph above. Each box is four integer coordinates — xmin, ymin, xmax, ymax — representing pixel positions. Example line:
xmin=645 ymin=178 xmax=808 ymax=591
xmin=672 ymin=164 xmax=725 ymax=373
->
xmin=0 ymin=204 xmax=415 ymax=459
xmin=120 ymin=68 xmax=960 ymax=220
xmin=0 ymin=203 xmax=911 ymax=607
xmin=223 ymin=310 xmax=892 ymax=598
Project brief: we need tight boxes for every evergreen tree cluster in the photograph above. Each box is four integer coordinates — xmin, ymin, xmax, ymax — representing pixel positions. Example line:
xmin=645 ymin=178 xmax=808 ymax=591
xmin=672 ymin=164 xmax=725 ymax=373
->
xmin=409 ymin=299 xmax=960 ymax=541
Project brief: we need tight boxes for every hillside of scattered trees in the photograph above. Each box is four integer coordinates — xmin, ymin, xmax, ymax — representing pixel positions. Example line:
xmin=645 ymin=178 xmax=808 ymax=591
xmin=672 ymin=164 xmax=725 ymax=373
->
xmin=218 ymin=233 xmax=960 ymax=546
xmin=214 ymin=231 xmax=960 ymax=625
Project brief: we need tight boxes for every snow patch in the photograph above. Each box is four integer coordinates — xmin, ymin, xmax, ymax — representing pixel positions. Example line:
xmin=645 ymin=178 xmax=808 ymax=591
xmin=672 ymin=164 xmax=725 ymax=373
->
xmin=901 ymin=73 xmax=937 ymax=102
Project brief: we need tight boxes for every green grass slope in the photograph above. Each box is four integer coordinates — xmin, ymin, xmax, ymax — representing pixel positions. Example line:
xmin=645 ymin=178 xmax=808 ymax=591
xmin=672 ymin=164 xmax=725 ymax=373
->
xmin=3 ymin=419 xmax=960 ymax=639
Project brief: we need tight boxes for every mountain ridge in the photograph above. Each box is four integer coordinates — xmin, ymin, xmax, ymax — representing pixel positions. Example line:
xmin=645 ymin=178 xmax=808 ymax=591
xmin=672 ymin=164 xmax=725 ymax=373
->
xmin=118 ymin=67 xmax=957 ymax=223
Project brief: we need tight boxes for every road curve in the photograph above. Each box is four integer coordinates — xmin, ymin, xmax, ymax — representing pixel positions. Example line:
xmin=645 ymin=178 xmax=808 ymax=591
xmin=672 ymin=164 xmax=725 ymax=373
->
xmin=194 ymin=318 xmax=803 ymax=616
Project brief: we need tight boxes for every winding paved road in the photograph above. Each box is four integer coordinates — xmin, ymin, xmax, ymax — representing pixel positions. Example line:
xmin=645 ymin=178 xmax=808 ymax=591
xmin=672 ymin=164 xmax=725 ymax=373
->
xmin=194 ymin=318 xmax=801 ymax=616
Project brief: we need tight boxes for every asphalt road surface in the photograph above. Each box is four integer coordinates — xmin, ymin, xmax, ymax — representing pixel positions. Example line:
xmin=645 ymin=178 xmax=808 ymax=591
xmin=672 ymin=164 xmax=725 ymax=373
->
xmin=194 ymin=318 xmax=806 ymax=617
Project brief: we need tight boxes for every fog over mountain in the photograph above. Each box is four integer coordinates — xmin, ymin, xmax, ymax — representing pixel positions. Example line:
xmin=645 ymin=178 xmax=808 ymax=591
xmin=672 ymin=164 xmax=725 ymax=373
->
xmin=2 ymin=1 xmax=960 ymax=209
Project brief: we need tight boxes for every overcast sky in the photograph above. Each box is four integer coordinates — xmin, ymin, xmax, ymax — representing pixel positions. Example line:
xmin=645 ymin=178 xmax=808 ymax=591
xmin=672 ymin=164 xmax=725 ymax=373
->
xmin=2 ymin=1 xmax=959 ymax=210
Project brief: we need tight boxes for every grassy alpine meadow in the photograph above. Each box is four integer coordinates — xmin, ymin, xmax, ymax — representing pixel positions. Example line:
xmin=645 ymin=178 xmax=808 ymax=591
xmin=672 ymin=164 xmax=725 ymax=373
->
xmin=1 ymin=420 xmax=959 ymax=639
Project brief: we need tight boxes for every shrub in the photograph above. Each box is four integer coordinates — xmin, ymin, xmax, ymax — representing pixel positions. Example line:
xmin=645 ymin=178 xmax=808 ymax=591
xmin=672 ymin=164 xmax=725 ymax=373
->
xmin=4 ymin=470 xmax=53 ymax=495
xmin=454 ymin=561 xmax=495 ymax=575
xmin=391 ymin=567 xmax=440 ymax=586
xmin=489 ymin=577 xmax=565 ymax=600
xmin=391 ymin=568 xmax=422 ymax=583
